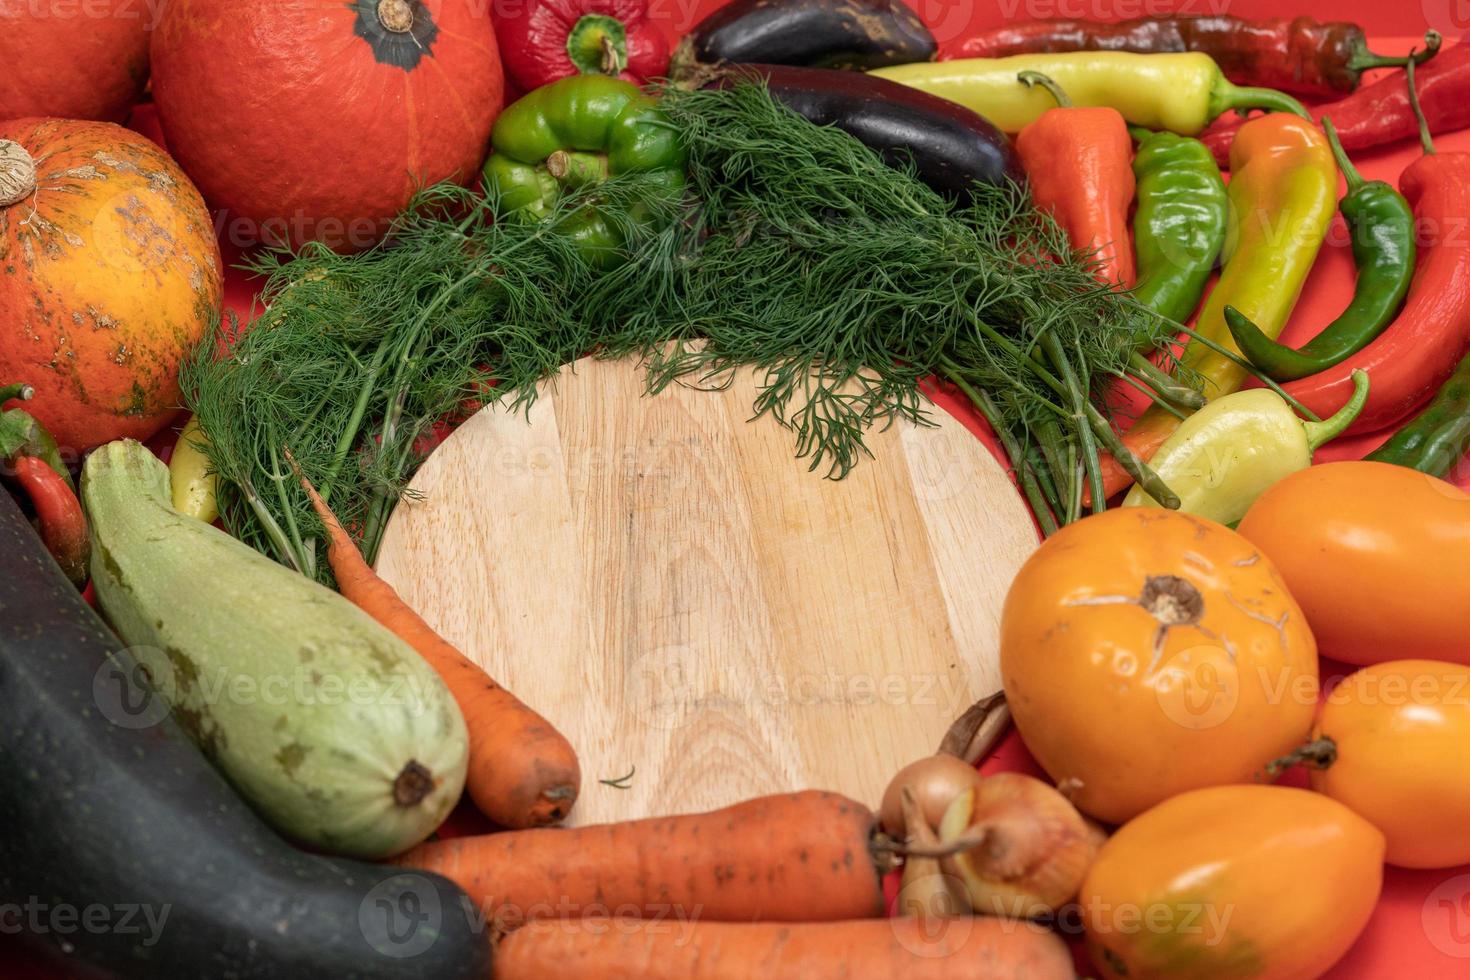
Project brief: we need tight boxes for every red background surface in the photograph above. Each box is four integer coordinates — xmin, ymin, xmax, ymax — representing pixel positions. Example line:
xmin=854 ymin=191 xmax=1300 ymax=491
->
xmin=9 ymin=1 xmax=1470 ymax=977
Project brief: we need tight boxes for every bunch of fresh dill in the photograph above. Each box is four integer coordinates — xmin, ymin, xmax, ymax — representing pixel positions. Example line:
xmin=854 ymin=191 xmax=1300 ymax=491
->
xmin=185 ymin=80 xmax=1187 ymax=581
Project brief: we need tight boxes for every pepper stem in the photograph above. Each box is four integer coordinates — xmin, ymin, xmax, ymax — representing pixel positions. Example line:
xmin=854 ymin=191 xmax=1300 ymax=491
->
xmin=1345 ymin=29 xmax=1441 ymax=75
xmin=1017 ymin=71 xmax=1071 ymax=109
xmin=0 ymin=139 xmax=37 ymax=207
xmin=1208 ymin=81 xmax=1311 ymax=123
xmin=1406 ymin=54 xmax=1436 ymax=157
xmin=567 ymin=14 xmax=628 ymax=77
xmin=1301 ymin=369 xmax=1370 ymax=451
xmin=1321 ymin=117 xmax=1364 ymax=194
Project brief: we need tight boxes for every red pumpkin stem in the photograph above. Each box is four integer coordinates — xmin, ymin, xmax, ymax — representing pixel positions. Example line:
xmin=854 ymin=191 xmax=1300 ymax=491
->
xmin=377 ymin=0 xmax=414 ymax=34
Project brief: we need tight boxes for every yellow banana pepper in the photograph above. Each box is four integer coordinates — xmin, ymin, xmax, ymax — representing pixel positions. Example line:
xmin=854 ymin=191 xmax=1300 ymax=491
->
xmin=1124 ymin=371 xmax=1369 ymax=525
xmin=1094 ymin=113 xmax=1338 ymax=501
xmin=870 ymin=52 xmax=1308 ymax=134
xmin=169 ymin=415 xmax=219 ymax=524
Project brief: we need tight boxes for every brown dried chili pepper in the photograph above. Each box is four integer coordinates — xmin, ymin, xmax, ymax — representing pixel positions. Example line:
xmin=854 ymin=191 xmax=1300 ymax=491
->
xmin=950 ymin=17 xmax=1438 ymax=99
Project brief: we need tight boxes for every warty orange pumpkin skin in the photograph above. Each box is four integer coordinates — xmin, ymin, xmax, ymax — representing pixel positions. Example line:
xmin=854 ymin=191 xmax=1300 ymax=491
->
xmin=149 ymin=0 xmax=505 ymax=252
xmin=1081 ymin=785 xmax=1384 ymax=980
xmin=1000 ymin=508 xmax=1319 ymax=824
xmin=0 ymin=119 xmax=222 ymax=453
xmin=1312 ymin=659 xmax=1470 ymax=869
xmin=0 ymin=0 xmax=150 ymax=122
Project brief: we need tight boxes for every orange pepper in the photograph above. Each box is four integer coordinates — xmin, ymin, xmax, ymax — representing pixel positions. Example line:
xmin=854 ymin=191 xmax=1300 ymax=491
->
xmin=1091 ymin=112 xmax=1336 ymax=501
xmin=1014 ymin=71 xmax=1135 ymax=288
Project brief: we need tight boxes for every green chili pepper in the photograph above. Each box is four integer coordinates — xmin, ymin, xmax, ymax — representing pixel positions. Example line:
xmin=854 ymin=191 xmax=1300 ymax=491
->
xmin=1365 ymin=347 xmax=1470 ymax=477
xmin=1128 ymin=127 xmax=1228 ymax=341
xmin=482 ymin=75 xmax=686 ymax=267
xmin=1224 ymin=117 xmax=1416 ymax=381
xmin=1124 ymin=370 xmax=1369 ymax=525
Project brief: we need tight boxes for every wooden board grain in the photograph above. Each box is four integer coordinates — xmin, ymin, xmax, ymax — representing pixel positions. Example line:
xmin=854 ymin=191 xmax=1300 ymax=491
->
xmin=375 ymin=355 xmax=1037 ymax=825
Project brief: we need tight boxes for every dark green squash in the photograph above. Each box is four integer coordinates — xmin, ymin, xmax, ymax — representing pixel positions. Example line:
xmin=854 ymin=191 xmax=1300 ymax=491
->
xmin=0 ymin=487 xmax=491 ymax=978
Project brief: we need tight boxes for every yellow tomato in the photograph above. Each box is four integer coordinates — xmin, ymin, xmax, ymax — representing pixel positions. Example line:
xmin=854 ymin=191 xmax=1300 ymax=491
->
xmin=1001 ymin=508 xmax=1319 ymax=823
xmin=1238 ymin=461 xmax=1470 ymax=665
xmin=1312 ymin=659 xmax=1470 ymax=868
xmin=1082 ymin=785 xmax=1384 ymax=980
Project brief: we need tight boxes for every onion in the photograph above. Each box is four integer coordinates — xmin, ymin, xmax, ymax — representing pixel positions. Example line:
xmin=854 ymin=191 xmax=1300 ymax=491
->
xmin=896 ymin=786 xmax=969 ymax=919
xmin=879 ymin=754 xmax=986 ymax=837
xmin=938 ymin=773 xmax=1101 ymax=918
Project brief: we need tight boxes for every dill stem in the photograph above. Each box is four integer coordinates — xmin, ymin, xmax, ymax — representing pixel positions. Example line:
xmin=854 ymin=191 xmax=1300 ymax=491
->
xmin=1118 ymin=373 xmax=1187 ymax=420
xmin=1127 ymin=351 xmax=1205 ymax=411
xmin=1025 ymin=442 xmax=1064 ymax=522
xmin=1042 ymin=333 xmax=1105 ymax=515
xmin=241 ymin=474 xmax=305 ymax=573
xmin=1174 ymin=325 xmax=1322 ymax=422
xmin=941 ymin=366 xmax=1058 ymax=535
xmin=1065 ymin=448 xmax=1083 ymax=526
xmin=323 ymin=339 xmax=391 ymax=506
xmin=1034 ymin=417 xmax=1071 ymax=502
xmin=962 ymin=315 xmax=1179 ymax=509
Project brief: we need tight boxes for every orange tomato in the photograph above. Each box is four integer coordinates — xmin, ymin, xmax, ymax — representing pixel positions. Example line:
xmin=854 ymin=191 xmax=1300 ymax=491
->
xmin=1082 ymin=785 xmax=1384 ymax=980
xmin=1238 ymin=461 xmax=1470 ymax=666
xmin=1311 ymin=659 xmax=1470 ymax=868
xmin=1001 ymin=508 xmax=1318 ymax=823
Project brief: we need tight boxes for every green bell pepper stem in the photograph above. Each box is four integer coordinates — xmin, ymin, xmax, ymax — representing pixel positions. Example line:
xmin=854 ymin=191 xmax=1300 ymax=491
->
xmin=1129 ymin=130 xmax=1228 ymax=338
xmin=1366 ymin=351 xmax=1470 ymax=477
xmin=1206 ymin=77 xmax=1311 ymax=122
xmin=0 ymin=383 xmax=33 ymax=404
xmin=1302 ymin=370 xmax=1370 ymax=450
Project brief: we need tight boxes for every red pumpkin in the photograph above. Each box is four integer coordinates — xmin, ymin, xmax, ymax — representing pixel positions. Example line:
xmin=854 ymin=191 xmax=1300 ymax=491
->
xmin=150 ymin=0 xmax=505 ymax=252
xmin=0 ymin=1 xmax=150 ymax=122
xmin=0 ymin=119 xmax=222 ymax=453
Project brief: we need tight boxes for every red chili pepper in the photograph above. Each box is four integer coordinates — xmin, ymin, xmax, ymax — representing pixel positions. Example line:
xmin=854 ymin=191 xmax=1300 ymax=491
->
xmin=1281 ymin=62 xmax=1470 ymax=435
xmin=494 ymin=0 xmax=669 ymax=93
xmin=1202 ymin=34 xmax=1461 ymax=168
xmin=12 ymin=454 xmax=89 ymax=588
xmin=948 ymin=17 xmax=1434 ymax=98
xmin=1014 ymin=72 xmax=1135 ymax=288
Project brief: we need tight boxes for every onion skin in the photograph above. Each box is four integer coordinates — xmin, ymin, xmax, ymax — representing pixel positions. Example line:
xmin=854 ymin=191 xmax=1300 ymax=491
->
xmin=897 ymin=787 xmax=969 ymax=919
xmin=939 ymin=774 xmax=1101 ymax=918
xmin=879 ymin=755 xmax=986 ymax=837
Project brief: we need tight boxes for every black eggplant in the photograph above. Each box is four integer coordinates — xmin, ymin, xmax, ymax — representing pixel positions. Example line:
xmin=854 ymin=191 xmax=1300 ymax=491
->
xmin=673 ymin=0 xmax=936 ymax=75
xmin=0 ymin=488 xmax=491 ymax=979
xmin=713 ymin=64 xmax=1024 ymax=202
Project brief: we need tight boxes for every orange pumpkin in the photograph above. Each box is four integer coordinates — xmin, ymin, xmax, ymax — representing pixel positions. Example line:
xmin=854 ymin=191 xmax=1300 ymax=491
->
xmin=0 ymin=1 xmax=149 ymax=122
xmin=1000 ymin=508 xmax=1318 ymax=824
xmin=1311 ymin=659 xmax=1470 ymax=869
xmin=0 ymin=119 xmax=222 ymax=453
xmin=150 ymin=0 xmax=505 ymax=252
xmin=1082 ymin=785 xmax=1384 ymax=980
xmin=1238 ymin=461 xmax=1470 ymax=666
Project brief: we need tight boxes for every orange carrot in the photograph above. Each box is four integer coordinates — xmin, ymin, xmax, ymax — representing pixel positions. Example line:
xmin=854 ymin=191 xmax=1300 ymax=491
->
xmin=293 ymin=462 xmax=580 ymax=829
xmin=394 ymin=791 xmax=887 ymax=929
xmin=495 ymin=916 xmax=1077 ymax=979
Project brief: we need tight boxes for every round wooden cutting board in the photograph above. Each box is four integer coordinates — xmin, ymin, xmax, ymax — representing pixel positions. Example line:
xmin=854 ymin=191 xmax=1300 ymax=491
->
xmin=375 ymin=355 xmax=1037 ymax=825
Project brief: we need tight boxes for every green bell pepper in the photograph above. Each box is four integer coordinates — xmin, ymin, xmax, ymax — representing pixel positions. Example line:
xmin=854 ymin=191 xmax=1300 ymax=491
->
xmin=482 ymin=75 xmax=686 ymax=267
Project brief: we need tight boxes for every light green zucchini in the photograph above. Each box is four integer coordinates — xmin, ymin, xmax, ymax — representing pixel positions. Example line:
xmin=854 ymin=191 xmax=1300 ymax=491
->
xmin=81 ymin=439 xmax=467 ymax=859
